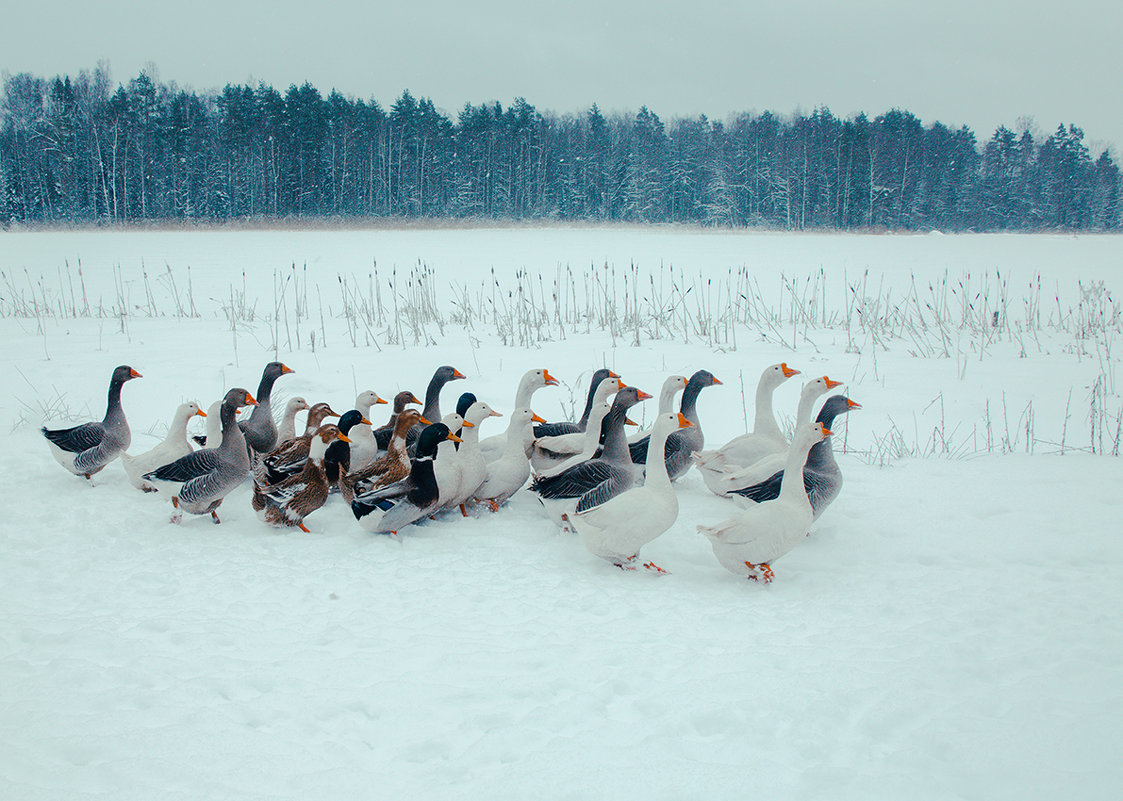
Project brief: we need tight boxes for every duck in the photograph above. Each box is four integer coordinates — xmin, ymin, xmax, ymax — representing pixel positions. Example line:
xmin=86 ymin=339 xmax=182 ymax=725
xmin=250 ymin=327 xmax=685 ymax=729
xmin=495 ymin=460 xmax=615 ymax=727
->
xmin=374 ymin=390 xmax=423 ymax=450
xmin=275 ymin=396 xmax=312 ymax=444
xmin=43 ymin=365 xmax=141 ymax=479
xmin=530 ymin=376 xmax=624 ymax=473
xmin=701 ymin=376 xmax=843 ymax=495
xmin=628 ymin=370 xmax=721 ymax=481
xmin=730 ymin=395 xmax=861 ymax=519
xmin=628 ymin=375 xmax=687 ymax=443
xmin=122 ymin=401 xmax=207 ymax=492
xmin=340 ymin=409 xmax=428 ymax=504
xmin=454 ymin=392 xmax=478 ymax=441
xmin=530 ymin=385 xmax=651 ymax=529
xmin=445 ymin=400 xmax=503 ymax=515
xmin=322 ymin=410 xmax=373 ymax=491
xmin=351 ymin=423 xmax=463 ymax=535
xmin=252 ymin=424 xmax=347 ymax=531
xmin=434 ymin=413 xmax=470 ymax=507
xmin=348 ymin=391 xmax=388 ymax=470
xmin=143 ymin=388 xmax=258 ymax=524
xmin=697 ymin=422 xmax=832 ymax=583
xmin=568 ymin=412 xmax=693 ymax=572
xmin=240 ymin=361 xmax=294 ymax=456
xmin=254 ymin=402 xmax=341 ymax=484
xmin=694 ymin=363 xmax=801 ymax=490
xmin=406 ymin=365 xmax=466 ymax=453
xmin=533 ymin=368 xmax=620 ymax=438
xmin=473 ymin=408 xmax=547 ymax=510
xmin=534 ymin=399 xmax=613 ymax=478
xmin=479 ymin=369 xmax=559 ymax=461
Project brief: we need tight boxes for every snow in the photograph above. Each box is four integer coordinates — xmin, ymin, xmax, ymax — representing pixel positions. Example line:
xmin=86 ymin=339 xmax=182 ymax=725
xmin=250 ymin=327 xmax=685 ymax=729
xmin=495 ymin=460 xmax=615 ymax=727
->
xmin=1 ymin=226 xmax=1121 ymax=800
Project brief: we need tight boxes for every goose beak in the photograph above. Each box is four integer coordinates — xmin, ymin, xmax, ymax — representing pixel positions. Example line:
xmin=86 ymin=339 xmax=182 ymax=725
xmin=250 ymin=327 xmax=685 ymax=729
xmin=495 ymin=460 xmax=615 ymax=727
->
xmin=543 ymin=370 xmax=559 ymax=386
xmin=624 ymin=417 xmax=639 ymax=426
xmin=616 ymin=380 xmax=629 ymax=390
xmin=781 ymin=363 xmax=800 ymax=377
xmin=281 ymin=364 xmax=294 ymax=374
xmin=196 ymin=409 xmax=207 ymax=418
xmin=821 ymin=426 xmax=833 ymax=436
xmin=452 ymin=369 xmax=467 ymax=380
xmin=244 ymin=392 xmax=258 ymax=407
xmin=419 ymin=416 xmax=432 ymax=425
xmin=677 ymin=413 xmax=694 ymax=428
xmin=531 ymin=412 xmax=547 ymax=423
xmin=447 ymin=432 xmax=463 ymax=443
xmin=847 ymin=399 xmax=862 ymax=409
xmin=711 ymin=376 xmax=723 ymax=385
xmin=409 ymin=393 xmax=423 ymax=405
xmin=338 ymin=434 xmax=351 ymax=443
xmin=129 ymin=368 xmax=142 ymax=378
xmin=824 ymin=377 xmax=843 ymax=389
xmin=360 ymin=417 xmax=372 ymax=425
xmin=461 ymin=420 xmax=475 ymax=428
xmin=607 ymin=370 xmax=620 ymax=378
xmin=375 ymin=396 xmax=388 ymax=405
xmin=636 ymin=390 xmax=653 ymax=401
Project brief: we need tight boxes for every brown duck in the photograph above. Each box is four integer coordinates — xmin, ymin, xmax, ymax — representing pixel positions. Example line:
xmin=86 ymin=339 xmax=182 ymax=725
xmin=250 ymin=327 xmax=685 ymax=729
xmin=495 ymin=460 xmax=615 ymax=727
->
xmin=253 ymin=424 xmax=348 ymax=532
xmin=341 ymin=409 xmax=427 ymax=504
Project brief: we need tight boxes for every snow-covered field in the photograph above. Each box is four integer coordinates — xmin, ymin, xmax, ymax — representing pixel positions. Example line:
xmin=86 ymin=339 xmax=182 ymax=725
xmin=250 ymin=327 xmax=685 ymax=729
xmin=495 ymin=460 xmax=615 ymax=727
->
xmin=1 ymin=226 xmax=1121 ymax=800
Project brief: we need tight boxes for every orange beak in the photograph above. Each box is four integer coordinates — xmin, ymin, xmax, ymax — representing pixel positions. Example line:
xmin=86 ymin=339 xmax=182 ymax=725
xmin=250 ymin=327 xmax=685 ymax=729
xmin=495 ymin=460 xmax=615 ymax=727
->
xmin=452 ymin=369 xmax=467 ymax=379
xmin=244 ymin=392 xmax=258 ymax=407
xmin=447 ymin=432 xmax=463 ymax=443
xmin=461 ymin=420 xmax=475 ymax=428
xmin=196 ymin=409 xmax=207 ymax=418
xmin=847 ymin=399 xmax=862 ymax=409
xmin=636 ymin=390 xmax=653 ymax=401
xmin=129 ymin=368 xmax=142 ymax=378
xmin=607 ymin=370 xmax=620 ymax=378
xmin=781 ymin=363 xmax=800 ymax=378
xmin=531 ymin=412 xmax=547 ymax=423
xmin=418 ymin=416 xmax=432 ymax=425
xmin=824 ymin=377 xmax=843 ymax=389
xmin=677 ymin=412 xmax=694 ymax=428
xmin=409 ymin=393 xmax=423 ymax=405
xmin=616 ymin=380 xmax=629 ymax=390
xmin=821 ymin=426 xmax=833 ymax=436
xmin=711 ymin=377 xmax=723 ymax=385
xmin=375 ymin=396 xmax=388 ymax=405
xmin=360 ymin=417 xmax=372 ymax=425
xmin=624 ymin=417 xmax=639 ymax=426
xmin=338 ymin=434 xmax=351 ymax=443
xmin=543 ymin=370 xmax=559 ymax=386
xmin=490 ymin=409 xmax=503 ymax=417
xmin=326 ymin=407 xmax=340 ymax=418
xmin=281 ymin=364 xmax=294 ymax=374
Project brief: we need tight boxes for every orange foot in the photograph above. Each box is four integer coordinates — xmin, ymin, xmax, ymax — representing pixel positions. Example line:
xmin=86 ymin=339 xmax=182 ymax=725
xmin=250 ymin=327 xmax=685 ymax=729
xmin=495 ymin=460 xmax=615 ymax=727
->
xmin=210 ymin=510 xmax=221 ymax=525
xmin=745 ymin=561 xmax=774 ymax=583
xmin=298 ymin=523 xmax=310 ymax=533
xmin=486 ymin=499 xmax=499 ymax=512
xmin=643 ymin=561 xmax=669 ymax=575
xmin=459 ymin=503 xmax=468 ymax=517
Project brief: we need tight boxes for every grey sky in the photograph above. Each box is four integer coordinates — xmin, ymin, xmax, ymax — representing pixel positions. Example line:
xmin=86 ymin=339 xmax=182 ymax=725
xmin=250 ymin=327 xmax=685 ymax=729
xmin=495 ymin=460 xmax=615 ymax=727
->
xmin=4 ymin=0 xmax=1120 ymax=155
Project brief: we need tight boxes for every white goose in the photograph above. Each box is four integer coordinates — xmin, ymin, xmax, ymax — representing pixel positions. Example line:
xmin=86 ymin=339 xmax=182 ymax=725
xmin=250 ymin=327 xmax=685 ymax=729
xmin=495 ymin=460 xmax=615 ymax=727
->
xmin=349 ymin=390 xmax=388 ymax=470
xmin=473 ymin=408 xmax=546 ymax=509
xmin=695 ymin=363 xmax=800 ymax=492
xmin=122 ymin=402 xmax=207 ymax=492
xmin=530 ymin=376 xmax=624 ymax=473
xmin=434 ymin=413 xmax=469 ymax=508
xmin=534 ymin=399 xmax=611 ymax=478
xmin=568 ymin=412 xmax=693 ymax=573
xmin=275 ymin=396 xmax=311 ymax=445
xmin=628 ymin=375 xmax=686 ymax=443
xmin=480 ymin=369 xmax=559 ymax=462
xmin=446 ymin=401 xmax=502 ymax=515
xmin=705 ymin=376 xmax=841 ymax=495
xmin=697 ymin=422 xmax=831 ymax=583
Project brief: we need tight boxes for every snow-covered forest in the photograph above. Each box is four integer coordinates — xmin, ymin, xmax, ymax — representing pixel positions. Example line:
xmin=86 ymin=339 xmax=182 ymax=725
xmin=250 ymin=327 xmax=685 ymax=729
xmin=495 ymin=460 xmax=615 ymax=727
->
xmin=1 ymin=68 xmax=1119 ymax=230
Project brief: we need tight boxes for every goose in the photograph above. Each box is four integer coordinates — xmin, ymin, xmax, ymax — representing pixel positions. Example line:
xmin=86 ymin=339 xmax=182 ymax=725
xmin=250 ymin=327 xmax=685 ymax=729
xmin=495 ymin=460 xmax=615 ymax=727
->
xmin=374 ymin=390 xmax=423 ymax=451
xmin=694 ymin=363 xmax=801 ymax=487
xmin=533 ymin=368 xmax=620 ymax=438
xmin=445 ymin=400 xmax=503 ymax=515
xmin=253 ymin=424 xmax=347 ymax=531
xmin=405 ymin=365 xmax=466 ymax=454
xmin=479 ymin=369 xmax=559 ymax=461
xmin=193 ymin=398 xmax=224 ymax=448
xmin=254 ymin=402 xmax=341 ymax=484
xmin=275 ymin=396 xmax=311 ymax=445
xmin=351 ymin=423 xmax=462 ymax=535
xmin=473 ymin=408 xmax=547 ymax=510
xmin=702 ymin=376 xmax=842 ymax=495
xmin=534 ymin=399 xmax=613 ymax=478
xmin=348 ymin=391 xmax=388 ymax=470
xmin=530 ymin=386 xmax=651 ymax=529
xmin=628 ymin=375 xmax=687 ymax=443
xmin=341 ymin=409 xmax=427 ymax=504
xmin=240 ymin=361 xmax=294 ymax=456
xmin=730 ymin=395 xmax=860 ymax=519
xmin=568 ymin=412 xmax=693 ymax=572
xmin=43 ymin=365 xmax=141 ymax=479
xmin=629 ymin=370 xmax=721 ymax=481
xmin=122 ymin=401 xmax=206 ymax=492
xmin=143 ymin=388 xmax=257 ymax=524
xmin=530 ymin=376 xmax=624 ymax=473
xmin=698 ymin=422 xmax=831 ymax=583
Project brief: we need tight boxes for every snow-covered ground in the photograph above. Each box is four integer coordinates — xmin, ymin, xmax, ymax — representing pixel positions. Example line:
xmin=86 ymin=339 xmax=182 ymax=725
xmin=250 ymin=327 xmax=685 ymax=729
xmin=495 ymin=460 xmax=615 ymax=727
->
xmin=2 ymin=226 xmax=1121 ymax=800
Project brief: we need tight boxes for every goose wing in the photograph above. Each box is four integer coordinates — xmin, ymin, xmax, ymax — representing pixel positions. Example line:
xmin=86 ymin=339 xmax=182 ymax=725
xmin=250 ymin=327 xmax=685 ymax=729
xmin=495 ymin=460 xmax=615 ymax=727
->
xmin=42 ymin=422 xmax=105 ymax=453
xmin=532 ymin=459 xmax=614 ymax=500
xmin=573 ymin=464 xmax=633 ymax=513
xmin=145 ymin=449 xmax=222 ymax=483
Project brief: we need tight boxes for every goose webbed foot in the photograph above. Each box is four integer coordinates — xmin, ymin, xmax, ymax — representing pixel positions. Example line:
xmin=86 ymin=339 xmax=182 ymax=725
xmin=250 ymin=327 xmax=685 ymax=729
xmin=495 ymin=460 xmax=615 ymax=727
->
xmin=210 ymin=510 xmax=221 ymax=525
xmin=642 ymin=561 xmax=668 ymax=575
xmin=744 ymin=562 xmax=774 ymax=583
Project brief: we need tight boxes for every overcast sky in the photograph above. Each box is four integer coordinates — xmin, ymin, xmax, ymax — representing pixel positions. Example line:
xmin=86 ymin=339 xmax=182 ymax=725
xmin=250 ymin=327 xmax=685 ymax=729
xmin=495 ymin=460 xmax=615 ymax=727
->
xmin=3 ymin=0 xmax=1120 ymax=155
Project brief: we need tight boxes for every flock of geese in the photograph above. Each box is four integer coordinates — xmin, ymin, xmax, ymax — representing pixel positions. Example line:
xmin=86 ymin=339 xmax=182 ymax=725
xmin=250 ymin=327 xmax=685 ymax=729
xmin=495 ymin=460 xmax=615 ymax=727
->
xmin=41 ymin=360 xmax=859 ymax=582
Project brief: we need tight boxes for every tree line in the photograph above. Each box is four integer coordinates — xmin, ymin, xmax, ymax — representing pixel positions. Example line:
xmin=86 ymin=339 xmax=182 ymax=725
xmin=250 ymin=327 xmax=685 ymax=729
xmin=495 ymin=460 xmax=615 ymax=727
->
xmin=1 ymin=67 xmax=1119 ymax=231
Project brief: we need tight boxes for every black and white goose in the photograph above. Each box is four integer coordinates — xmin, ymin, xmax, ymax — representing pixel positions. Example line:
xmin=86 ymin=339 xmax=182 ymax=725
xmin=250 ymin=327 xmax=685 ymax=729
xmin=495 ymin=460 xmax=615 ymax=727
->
xmin=143 ymin=388 xmax=257 ymax=524
xmin=628 ymin=369 xmax=721 ymax=481
xmin=43 ymin=364 xmax=141 ymax=479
